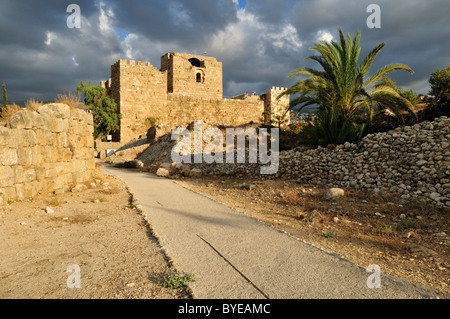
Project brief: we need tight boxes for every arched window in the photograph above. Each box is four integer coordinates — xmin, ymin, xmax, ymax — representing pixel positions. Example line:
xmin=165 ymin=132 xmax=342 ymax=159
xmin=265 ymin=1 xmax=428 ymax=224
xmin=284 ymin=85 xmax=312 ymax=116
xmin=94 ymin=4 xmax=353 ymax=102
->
xmin=196 ymin=72 xmax=202 ymax=83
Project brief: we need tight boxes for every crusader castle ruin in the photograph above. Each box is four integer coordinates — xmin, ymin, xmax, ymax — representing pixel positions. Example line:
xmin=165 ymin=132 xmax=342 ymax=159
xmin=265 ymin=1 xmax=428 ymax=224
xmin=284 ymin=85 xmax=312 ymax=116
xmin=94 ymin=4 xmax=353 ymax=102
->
xmin=101 ymin=52 xmax=289 ymax=143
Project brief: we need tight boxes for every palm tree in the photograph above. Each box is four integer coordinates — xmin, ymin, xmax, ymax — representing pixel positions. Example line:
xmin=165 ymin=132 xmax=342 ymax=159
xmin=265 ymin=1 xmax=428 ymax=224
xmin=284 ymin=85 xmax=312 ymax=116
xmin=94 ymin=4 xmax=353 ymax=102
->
xmin=281 ymin=29 xmax=417 ymax=124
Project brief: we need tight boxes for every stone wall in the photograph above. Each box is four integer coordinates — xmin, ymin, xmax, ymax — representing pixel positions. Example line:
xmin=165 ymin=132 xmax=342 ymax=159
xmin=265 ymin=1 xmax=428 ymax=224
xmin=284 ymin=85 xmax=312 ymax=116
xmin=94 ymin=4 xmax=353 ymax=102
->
xmin=106 ymin=59 xmax=168 ymax=143
xmin=193 ymin=116 xmax=450 ymax=207
xmin=165 ymin=94 xmax=265 ymax=126
xmin=263 ymin=87 xmax=291 ymax=125
xmin=0 ymin=104 xmax=95 ymax=205
xmin=161 ymin=52 xmax=223 ymax=99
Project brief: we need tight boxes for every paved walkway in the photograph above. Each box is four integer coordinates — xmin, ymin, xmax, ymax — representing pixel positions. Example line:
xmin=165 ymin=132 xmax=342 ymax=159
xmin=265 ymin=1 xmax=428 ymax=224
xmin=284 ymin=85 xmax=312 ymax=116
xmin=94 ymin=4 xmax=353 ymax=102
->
xmin=100 ymin=164 xmax=435 ymax=299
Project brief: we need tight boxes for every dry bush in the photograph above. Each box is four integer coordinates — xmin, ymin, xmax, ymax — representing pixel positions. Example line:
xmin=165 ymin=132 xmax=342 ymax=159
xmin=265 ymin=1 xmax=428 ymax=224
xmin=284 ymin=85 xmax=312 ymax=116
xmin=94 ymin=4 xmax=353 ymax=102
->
xmin=0 ymin=104 xmax=21 ymax=122
xmin=24 ymin=97 xmax=43 ymax=111
xmin=55 ymin=91 xmax=81 ymax=108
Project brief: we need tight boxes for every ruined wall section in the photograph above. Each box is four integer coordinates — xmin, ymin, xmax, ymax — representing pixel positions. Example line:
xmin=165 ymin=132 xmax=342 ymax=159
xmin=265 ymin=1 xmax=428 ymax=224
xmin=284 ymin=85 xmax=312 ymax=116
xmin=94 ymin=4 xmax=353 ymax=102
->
xmin=111 ymin=59 xmax=168 ymax=143
xmin=264 ymin=87 xmax=290 ymax=126
xmin=0 ymin=104 xmax=95 ymax=205
xmin=162 ymin=94 xmax=265 ymax=128
xmin=161 ymin=53 xmax=223 ymax=99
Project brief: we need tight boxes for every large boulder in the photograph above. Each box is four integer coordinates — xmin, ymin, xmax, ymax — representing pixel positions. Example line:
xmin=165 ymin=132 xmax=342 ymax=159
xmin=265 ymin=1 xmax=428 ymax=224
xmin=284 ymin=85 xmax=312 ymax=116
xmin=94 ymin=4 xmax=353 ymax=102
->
xmin=156 ymin=168 xmax=170 ymax=177
xmin=323 ymin=188 xmax=345 ymax=201
xmin=190 ymin=168 xmax=204 ymax=178
xmin=7 ymin=109 xmax=36 ymax=129
xmin=37 ymin=103 xmax=71 ymax=119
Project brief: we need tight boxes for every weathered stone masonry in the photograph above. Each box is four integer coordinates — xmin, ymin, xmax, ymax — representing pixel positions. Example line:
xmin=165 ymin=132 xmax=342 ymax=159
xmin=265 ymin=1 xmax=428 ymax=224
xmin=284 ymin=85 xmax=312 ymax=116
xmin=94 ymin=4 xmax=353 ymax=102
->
xmin=102 ymin=52 xmax=289 ymax=143
xmin=0 ymin=104 xmax=95 ymax=205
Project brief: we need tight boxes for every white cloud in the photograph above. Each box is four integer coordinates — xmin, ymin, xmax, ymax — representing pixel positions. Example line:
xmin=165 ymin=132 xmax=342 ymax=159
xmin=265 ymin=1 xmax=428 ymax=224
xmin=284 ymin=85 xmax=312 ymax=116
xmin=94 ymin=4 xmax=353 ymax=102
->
xmin=270 ymin=24 xmax=303 ymax=52
xmin=316 ymin=30 xmax=334 ymax=43
xmin=121 ymin=33 xmax=138 ymax=59
xmin=169 ymin=2 xmax=193 ymax=27
xmin=72 ymin=55 xmax=79 ymax=67
xmin=45 ymin=31 xmax=55 ymax=46
xmin=210 ymin=6 xmax=302 ymax=60
xmin=98 ymin=2 xmax=115 ymax=34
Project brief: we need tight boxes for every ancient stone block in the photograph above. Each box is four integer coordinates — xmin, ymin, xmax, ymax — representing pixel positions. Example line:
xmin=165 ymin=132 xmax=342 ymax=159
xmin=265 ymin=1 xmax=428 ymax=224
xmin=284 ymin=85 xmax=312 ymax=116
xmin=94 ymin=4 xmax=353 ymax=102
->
xmin=53 ymin=118 xmax=69 ymax=133
xmin=0 ymin=127 xmax=11 ymax=145
xmin=0 ymin=166 xmax=15 ymax=187
xmin=22 ymin=130 xmax=37 ymax=147
xmin=71 ymin=108 xmax=87 ymax=122
xmin=0 ymin=148 xmax=18 ymax=166
xmin=156 ymin=168 xmax=170 ymax=177
xmin=15 ymin=184 xmax=25 ymax=201
xmin=37 ymin=103 xmax=71 ymax=119
xmin=7 ymin=109 xmax=35 ymax=129
xmin=17 ymin=147 xmax=36 ymax=166
xmin=23 ymin=180 xmax=39 ymax=198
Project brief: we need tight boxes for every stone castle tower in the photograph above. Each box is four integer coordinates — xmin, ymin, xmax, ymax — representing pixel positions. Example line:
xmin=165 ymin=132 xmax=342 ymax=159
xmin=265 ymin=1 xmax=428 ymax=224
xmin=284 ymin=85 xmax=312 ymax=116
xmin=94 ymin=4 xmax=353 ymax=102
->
xmin=101 ymin=52 xmax=289 ymax=143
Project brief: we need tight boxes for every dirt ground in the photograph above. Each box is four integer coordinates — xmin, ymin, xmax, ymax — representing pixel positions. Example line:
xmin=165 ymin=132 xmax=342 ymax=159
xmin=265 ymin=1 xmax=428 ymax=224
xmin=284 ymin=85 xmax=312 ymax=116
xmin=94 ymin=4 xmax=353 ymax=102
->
xmin=0 ymin=168 xmax=191 ymax=299
xmin=2 ymin=165 xmax=448 ymax=299
xmin=176 ymin=177 xmax=450 ymax=299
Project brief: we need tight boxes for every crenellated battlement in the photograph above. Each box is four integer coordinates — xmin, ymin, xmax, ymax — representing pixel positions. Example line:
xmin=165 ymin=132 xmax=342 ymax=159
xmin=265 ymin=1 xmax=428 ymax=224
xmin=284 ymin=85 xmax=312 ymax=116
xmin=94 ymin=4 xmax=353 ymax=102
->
xmin=112 ymin=59 xmax=157 ymax=69
xmin=270 ymin=86 xmax=288 ymax=92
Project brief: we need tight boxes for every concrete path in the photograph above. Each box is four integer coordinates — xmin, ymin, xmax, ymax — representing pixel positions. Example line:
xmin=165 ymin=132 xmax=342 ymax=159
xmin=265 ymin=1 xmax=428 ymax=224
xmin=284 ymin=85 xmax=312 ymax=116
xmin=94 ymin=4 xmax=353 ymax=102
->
xmin=100 ymin=164 xmax=436 ymax=299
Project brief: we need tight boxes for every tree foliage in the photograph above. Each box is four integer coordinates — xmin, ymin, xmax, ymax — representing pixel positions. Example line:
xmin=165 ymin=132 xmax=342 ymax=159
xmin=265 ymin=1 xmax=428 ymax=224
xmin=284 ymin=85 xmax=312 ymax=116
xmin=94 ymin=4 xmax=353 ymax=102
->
xmin=2 ymin=83 xmax=7 ymax=108
xmin=428 ymin=65 xmax=450 ymax=117
xmin=280 ymin=29 xmax=417 ymax=145
xmin=76 ymin=81 xmax=121 ymax=140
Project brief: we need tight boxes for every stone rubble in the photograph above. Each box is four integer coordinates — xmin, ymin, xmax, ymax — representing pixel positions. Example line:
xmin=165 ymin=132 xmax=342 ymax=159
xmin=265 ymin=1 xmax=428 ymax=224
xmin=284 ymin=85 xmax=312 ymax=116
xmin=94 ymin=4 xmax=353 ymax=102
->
xmin=190 ymin=116 xmax=450 ymax=207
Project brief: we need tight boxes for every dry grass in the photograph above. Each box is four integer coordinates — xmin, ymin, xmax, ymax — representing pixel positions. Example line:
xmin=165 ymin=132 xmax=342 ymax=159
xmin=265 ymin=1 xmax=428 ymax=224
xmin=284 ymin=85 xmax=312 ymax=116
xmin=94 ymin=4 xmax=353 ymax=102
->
xmin=24 ymin=97 xmax=43 ymax=111
xmin=55 ymin=91 xmax=81 ymax=108
xmin=0 ymin=104 xmax=21 ymax=122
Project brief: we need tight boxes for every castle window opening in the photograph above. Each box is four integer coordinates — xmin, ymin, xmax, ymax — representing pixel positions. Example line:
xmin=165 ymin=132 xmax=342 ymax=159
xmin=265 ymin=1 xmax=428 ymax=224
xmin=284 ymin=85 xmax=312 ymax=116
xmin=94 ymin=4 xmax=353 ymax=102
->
xmin=196 ymin=72 xmax=202 ymax=83
xmin=189 ymin=58 xmax=201 ymax=67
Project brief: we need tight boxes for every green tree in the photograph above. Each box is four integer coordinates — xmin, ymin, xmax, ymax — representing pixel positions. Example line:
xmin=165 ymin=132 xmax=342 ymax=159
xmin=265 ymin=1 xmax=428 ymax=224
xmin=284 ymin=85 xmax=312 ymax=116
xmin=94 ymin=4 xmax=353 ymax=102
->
xmin=280 ymin=29 xmax=417 ymax=141
xmin=2 ymin=83 xmax=7 ymax=108
xmin=428 ymin=65 xmax=450 ymax=117
xmin=76 ymin=81 xmax=121 ymax=140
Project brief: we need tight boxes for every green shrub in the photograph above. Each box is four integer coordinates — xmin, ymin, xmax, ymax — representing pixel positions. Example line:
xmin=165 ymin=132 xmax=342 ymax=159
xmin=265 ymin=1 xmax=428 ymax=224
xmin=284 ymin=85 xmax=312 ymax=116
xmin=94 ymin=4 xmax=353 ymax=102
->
xmin=144 ymin=116 xmax=158 ymax=128
xmin=427 ymin=66 xmax=450 ymax=117
xmin=305 ymin=107 xmax=366 ymax=147
xmin=161 ymin=273 xmax=195 ymax=290
xmin=288 ymin=121 xmax=308 ymax=135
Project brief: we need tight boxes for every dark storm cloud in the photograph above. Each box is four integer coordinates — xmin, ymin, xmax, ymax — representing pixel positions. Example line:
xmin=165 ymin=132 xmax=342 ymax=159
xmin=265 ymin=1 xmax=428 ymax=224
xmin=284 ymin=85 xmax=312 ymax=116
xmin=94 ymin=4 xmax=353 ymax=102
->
xmin=110 ymin=0 xmax=238 ymax=49
xmin=0 ymin=0 xmax=448 ymax=104
xmin=289 ymin=0 xmax=450 ymax=93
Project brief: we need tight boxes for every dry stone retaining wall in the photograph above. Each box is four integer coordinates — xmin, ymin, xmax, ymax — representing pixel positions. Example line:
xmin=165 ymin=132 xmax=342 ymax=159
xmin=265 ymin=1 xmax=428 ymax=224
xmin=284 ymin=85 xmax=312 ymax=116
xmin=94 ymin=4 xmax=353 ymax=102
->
xmin=193 ymin=116 xmax=450 ymax=207
xmin=0 ymin=104 xmax=95 ymax=205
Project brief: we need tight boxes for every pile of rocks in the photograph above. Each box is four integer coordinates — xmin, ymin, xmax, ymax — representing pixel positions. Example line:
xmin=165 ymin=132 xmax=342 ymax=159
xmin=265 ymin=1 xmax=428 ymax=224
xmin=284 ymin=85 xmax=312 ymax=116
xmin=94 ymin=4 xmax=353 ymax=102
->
xmin=153 ymin=162 xmax=204 ymax=179
xmin=193 ymin=116 xmax=450 ymax=207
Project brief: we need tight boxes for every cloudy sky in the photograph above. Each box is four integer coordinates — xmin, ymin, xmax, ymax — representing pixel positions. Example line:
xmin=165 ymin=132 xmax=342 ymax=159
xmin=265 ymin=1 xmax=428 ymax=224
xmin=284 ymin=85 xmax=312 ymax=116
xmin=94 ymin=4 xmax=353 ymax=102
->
xmin=0 ymin=0 xmax=449 ymax=105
